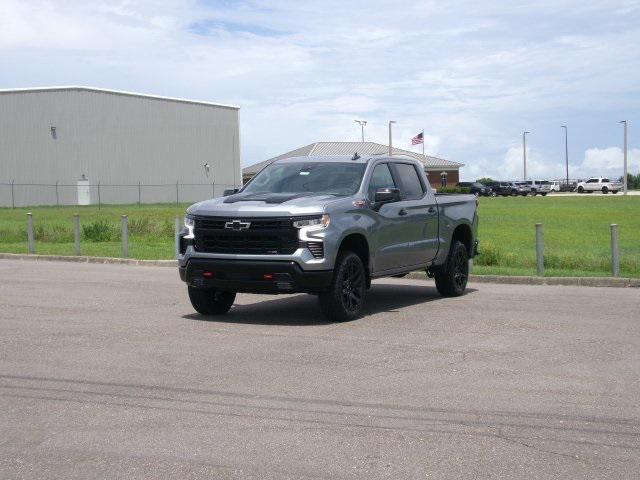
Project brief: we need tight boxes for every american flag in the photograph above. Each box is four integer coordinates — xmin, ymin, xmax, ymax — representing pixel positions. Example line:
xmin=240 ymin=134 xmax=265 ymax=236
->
xmin=411 ymin=131 xmax=424 ymax=145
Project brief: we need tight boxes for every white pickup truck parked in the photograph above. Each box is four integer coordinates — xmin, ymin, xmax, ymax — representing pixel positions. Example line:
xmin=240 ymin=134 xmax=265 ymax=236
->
xmin=576 ymin=177 xmax=623 ymax=194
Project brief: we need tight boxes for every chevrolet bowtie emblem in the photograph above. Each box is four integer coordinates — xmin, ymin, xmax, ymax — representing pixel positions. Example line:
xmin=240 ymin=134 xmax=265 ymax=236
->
xmin=224 ymin=220 xmax=251 ymax=231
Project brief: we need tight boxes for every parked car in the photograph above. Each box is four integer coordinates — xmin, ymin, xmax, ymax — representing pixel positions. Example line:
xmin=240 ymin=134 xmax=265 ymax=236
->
xmin=179 ymin=154 xmax=479 ymax=322
xmin=487 ymin=181 xmax=517 ymax=196
xmin=521 ymin=180 xmax=551 ymax=196
xmin=550 ymin=180 xmax=577 ymax=192
xmin=457 ymin=181 xmax=491 ymax=196
xmin=513 ymin=182 xmax=531 ymax=196
xmin=576 ymin=177 xmax=622 ymax=194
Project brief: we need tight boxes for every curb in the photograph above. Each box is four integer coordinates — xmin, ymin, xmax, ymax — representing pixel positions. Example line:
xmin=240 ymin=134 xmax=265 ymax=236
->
xmin=1 ymin=253 xmax=637 ymax=288
xmin=0 ymin=253 xmax=177 ymax=267
xmin=407 ymin=271 xmax=640 ymax=288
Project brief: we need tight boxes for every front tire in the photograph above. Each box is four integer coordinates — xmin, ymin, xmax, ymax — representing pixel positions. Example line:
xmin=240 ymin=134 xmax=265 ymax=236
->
xmin=188 ymin=287 xmax=236 ymax=315
xmin=577 ymin=186 xmax=584 ymax=193
xmin=602 ymin=186 xmax=609 ymax=194
xmin=434 ymin=241 xmax=469 ymax=297
xmin=318 ymin=251 xmax=366 ymax=322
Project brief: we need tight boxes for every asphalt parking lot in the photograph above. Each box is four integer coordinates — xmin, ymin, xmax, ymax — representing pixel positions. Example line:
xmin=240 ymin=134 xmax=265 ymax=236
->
xmin=1 ymin=260 xmax=639 ymax=479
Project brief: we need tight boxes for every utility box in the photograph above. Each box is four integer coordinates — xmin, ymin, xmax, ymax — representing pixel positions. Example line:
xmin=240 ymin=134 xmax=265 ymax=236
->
xmin=77 ymin=175 xmax=90 ymax=205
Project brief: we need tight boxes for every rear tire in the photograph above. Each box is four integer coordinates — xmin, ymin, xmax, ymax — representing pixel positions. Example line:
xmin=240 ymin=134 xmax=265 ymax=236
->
xmin=541 ymin=192 xmax=547 ymax=196
xmin=318 ymin=251 xmax=366 ymax=322
xmin=188 ymin=287 xmax=236 ymax=315
xmin=434 ymin=241 xmax=469 ymax=297
xmin=612 ymin=190 xmax=618 ymax=194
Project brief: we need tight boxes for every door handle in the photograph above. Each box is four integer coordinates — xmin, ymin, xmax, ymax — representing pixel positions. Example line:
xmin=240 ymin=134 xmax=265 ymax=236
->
xmin=398 ymin=208 xmax=408 ymax=216
xmin=427 ymin=207 xmax=437 ymax=215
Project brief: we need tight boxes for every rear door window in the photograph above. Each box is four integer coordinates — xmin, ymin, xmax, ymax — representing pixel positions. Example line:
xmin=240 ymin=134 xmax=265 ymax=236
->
xmin=392 ymin=163 xmax=424 ymax=200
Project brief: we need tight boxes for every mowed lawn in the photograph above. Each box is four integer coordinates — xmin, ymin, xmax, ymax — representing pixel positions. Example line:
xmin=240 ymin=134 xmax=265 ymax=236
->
xmin=0 ymin=196 xmax=638 ymax=277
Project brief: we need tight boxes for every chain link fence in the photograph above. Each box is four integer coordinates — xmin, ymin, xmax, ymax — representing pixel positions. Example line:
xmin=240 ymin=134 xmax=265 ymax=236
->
xmin=0 ymin=181 xmax=240 ymax=208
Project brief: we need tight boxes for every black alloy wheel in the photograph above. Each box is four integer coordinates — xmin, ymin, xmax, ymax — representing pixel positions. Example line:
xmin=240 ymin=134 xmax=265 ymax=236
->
xmin=434 ymin=240 xmax=469 ymax=297
xmin=319 ymin=251 xmax=366 ymax=322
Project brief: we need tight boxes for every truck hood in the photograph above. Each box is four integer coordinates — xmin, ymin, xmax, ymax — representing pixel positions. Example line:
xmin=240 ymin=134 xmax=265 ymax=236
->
xmin=187 ymin=192 xmax=343 ymax=217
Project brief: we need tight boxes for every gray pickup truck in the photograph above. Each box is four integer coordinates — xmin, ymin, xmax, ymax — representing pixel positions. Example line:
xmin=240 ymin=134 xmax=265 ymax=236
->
xmin=179 ymin=154 xmax=479 ymax=321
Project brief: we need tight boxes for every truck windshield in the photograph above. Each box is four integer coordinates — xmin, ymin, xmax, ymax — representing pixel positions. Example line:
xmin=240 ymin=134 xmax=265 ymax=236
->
xmin=243 ymin=162 xmax=366 ymax=196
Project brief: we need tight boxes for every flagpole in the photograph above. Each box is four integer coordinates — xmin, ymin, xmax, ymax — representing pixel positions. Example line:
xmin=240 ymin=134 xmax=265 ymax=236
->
xmin=422 ymin=129 xmax=425 ymax=156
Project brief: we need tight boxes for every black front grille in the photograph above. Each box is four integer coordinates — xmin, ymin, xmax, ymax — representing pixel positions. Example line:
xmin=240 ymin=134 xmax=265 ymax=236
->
xmin=193 ymin=216 xmax=300 ymax=255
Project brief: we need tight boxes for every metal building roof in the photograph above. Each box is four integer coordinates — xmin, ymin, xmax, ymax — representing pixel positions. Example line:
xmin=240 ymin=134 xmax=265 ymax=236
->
xmin=243 ymin=141 xmax=463 ymax=176
xmin=0 ymin=86 xmax=239 ymax=109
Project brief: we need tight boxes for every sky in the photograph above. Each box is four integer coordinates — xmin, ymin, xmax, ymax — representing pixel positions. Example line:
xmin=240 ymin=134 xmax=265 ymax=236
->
xmin=1 ymin=0 xmax=639 ymax=181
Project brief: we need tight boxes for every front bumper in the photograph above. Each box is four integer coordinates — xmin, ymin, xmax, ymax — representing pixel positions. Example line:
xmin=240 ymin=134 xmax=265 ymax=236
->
xmin=180 ymin=258 xmax=333 ymax=294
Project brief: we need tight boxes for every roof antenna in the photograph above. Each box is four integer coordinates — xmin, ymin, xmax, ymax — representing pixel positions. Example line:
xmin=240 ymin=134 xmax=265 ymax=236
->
xmin=351 ymin=152 xmax=360 ymax=161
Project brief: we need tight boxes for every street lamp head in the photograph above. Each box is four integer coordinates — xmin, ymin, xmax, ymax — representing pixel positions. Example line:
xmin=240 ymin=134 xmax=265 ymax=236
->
xmin=561 ymin=125 xmax=567 ymax=129
xmin=389 ymin=120 xmax=396 ymax=124
xmin=619 ymin=120 xmax=627 ymax=124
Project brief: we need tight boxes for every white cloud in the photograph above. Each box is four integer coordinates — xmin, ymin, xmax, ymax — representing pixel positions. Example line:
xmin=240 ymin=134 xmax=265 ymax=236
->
xmin=580 ymin=147 xmax=640 ymax=178
xmin=0 ymin=0 xmax=638 ymax=169
xmin=461 ymin=146 xmax=640 ymax=182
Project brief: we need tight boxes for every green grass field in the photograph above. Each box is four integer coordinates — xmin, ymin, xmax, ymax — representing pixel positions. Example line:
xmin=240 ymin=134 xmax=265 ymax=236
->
xmin=1 ymin=196 xmax=638 ymax=277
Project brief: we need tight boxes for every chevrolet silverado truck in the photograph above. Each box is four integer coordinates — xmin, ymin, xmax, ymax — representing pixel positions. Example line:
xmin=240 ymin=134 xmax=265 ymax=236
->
xmin=179 ymin=154 xmax=479 ymax=322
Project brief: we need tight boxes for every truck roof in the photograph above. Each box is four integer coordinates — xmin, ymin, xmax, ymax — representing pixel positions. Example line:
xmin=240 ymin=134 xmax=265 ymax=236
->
xmin=273 ymin=154 xmax=421 ymax=165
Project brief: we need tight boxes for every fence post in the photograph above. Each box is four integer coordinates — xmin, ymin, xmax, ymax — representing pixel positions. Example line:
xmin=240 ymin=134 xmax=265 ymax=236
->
xmin=121 ymin=215 xmax=128 ymax=258
xmin=55 ymin=180 xmax=59 ymax=206
xmin=535 ymin=223 xmax=544 ymax=276
xmin=212 ymin=183 xmax=215 ymax=198
xmin=11 ymin=180 xmax=15 ymax=208
xmin=175 ymin=216 xmax=181 ymax=259
xmin=611 ymin=224 xmax=620 ymax=277
xmin=27 ymin=212 xmax=35 ymax=254
xmin=98 ymin=181 xmax=101 ymax=210
xmin=138 ymin=181 xmax=141 ymax=206
xmin=176 ymin=181 xmax=179 ymax=206
xmin=74 ymin=214 xmax=81 ymax=255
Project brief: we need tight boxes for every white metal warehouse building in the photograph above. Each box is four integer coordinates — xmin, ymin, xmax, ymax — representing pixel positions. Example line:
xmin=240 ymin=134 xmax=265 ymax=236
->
xmin=0 ymin=86 xmax=241 ymax=207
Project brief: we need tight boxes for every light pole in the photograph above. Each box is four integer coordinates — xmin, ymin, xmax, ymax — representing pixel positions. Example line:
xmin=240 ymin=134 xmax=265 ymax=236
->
xmin=620 ymin=120 xmax=628 ymax=195
xmin=522 ymin=131 xmax=530 ymax=180
xmin=561 ymin=125 xmax=569 ymax=187
xmin=354 ymin=119 xmax=367 ymax=142
xmin=388 ymin=121 xmax=396 ymax=155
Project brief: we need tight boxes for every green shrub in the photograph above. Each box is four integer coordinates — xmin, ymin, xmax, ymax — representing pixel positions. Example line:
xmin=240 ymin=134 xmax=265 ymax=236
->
xmin=82 ymin=219 xmax=116 ymax=242
xmin=35 ymin=224 xmax=72 ymax=242
xmin=475 ymin=241 xmax=502 ymax=266
xmin=128 ymin=217 xmax=152 ymax=236
xmin=0 ymin=228 xmax=26 ymax=243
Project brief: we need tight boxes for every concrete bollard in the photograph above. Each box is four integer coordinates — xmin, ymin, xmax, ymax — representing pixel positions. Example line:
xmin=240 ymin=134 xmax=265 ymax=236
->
xmin=175 ymin=216 xmax=181 ymax=259
xmin=121 ymin=215 xmax=129 ymax=258
xmin=535 ymin=223 xmax=544 ymax=276
xmin=611 ymin=224 xmax=620 ymax=277
xmin=74 ymin=214 xmax=81 ymax=255
xmin=27 ymin=212 xmax=35 ymax=254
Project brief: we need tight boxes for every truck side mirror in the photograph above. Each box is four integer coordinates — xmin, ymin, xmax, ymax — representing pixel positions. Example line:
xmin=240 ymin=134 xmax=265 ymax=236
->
xmin=373 ymin=188 xmax=401 ymax=210
xmin=223 ymin=188 xmax=239 ymax=196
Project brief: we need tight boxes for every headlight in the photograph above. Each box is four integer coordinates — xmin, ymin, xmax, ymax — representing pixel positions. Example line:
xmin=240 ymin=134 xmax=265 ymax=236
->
xmin=293 ymin=214 xmax=330 ymax=229
xmin=185 ymin=216 xmax=194 ymax=228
